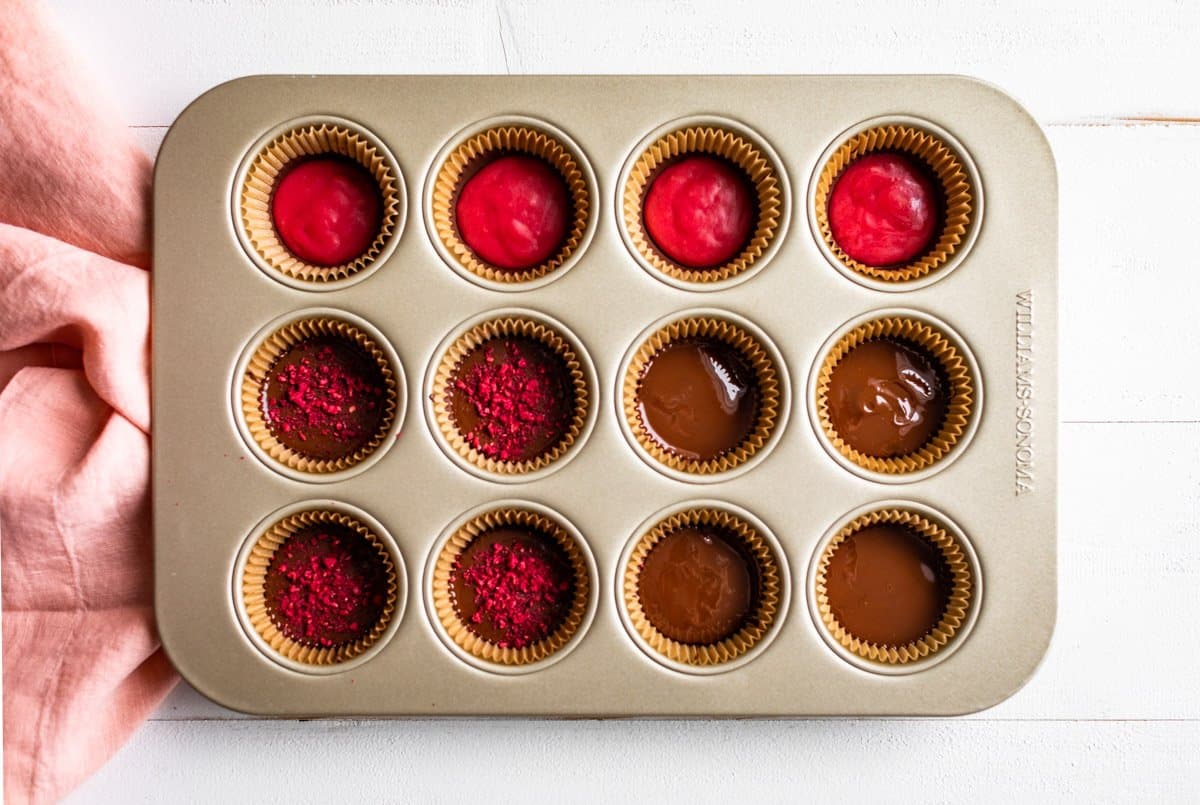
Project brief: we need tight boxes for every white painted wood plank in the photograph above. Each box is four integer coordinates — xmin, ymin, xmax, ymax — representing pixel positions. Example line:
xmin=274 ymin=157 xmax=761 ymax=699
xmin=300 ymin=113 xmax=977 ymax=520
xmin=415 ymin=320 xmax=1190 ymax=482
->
xmin=43 ymin=0 xmax=1200 ymax=125
xmin=129 ymin=126 xmax=165 ymax=159
xmin=1055 ymin=124 xmax=1200 ymax=423
xmin=26 ymin=0 xmax=1197 ymax=791
xmin=147 ymin=420 xmax=1200 ymax=721
xmin=66 ymin=719 xmax=1200 ymax=804
xmin=996 ymin=421 xmax=1200 ymax=720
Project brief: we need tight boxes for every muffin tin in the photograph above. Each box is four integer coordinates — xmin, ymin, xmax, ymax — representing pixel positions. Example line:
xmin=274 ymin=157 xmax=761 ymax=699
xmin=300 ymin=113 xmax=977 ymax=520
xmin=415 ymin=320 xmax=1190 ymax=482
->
xmin=153 ymin=75 xmax=1057 ymax=716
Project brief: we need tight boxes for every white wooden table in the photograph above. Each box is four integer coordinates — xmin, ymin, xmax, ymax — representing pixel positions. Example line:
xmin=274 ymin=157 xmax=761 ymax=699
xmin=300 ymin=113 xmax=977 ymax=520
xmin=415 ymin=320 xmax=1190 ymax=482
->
xmin=51 ymin=1 xmax=1199 ymax=801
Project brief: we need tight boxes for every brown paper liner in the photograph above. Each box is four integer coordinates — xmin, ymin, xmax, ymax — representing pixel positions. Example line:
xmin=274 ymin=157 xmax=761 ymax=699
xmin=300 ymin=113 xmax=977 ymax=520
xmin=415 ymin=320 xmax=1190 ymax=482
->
xmin=430 ymin=316 xmax=590 ymax=476
xmin=241 ymin=509 xmax=399 ymax=666
xmin=621 ymin=125 xmax=784 ymax=284
xmin=622 ymin=507 xmax=782 ymax=667
xmin=814 ymin=508 xmax=973 ymax=665
xmin=813 ymin=123 xmax=974 ymax=282
xmin=430 ymin=125 xmax=591 ymax=284
xmin=623 ymin=316 xmax=781 ymax=475
xmin=240 ymin=316 xmax=400 ymax=475
xmin=239 ymin=122 xmax=402 ymax=284
xmin=815 ymin=316 xmax=974 ymax=475
xmin=431 ymin=507 xmax=591 ymax=666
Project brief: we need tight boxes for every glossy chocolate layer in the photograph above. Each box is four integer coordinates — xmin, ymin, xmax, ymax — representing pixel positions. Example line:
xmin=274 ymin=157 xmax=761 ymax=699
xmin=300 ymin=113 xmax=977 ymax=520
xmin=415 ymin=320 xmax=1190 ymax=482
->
xmin=638 ymin=526 xmax=758 ymax=644
xmin=447 ymin=337 xmax=573 ymax=463
xmin=450 ymin=526 xmax=575 ymax=648
xmin=827 ymin=337 xmax=946 ymax=458
xmin=636 ymin=338 xmax=760 ymax=461
xmin=262 ymin=335 xmax=388 ymax=461
xmin=825 ymin=523 xmax=951 ymax=646
xmin=263 ymin=523 xmax=389 ymax=648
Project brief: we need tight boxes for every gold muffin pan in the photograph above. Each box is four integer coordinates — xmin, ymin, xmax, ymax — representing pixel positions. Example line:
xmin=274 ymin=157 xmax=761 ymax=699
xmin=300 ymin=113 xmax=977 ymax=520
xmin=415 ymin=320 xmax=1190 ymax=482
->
xmin=155 ymin=76 xmax=1056 ymax=716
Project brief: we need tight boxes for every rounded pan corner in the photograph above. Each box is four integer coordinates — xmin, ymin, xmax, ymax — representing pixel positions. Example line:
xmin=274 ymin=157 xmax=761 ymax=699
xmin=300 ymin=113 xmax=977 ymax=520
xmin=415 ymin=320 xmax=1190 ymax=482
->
xmin=939 ymin=74 xmax=1058 ymax=186
xmin=154 ymin=620 xmax=266 ymax=717
xmin=154 ymin=75 xmax=291 ymax=179
xmin=946 ymin=606 xmax=1058 ymax=717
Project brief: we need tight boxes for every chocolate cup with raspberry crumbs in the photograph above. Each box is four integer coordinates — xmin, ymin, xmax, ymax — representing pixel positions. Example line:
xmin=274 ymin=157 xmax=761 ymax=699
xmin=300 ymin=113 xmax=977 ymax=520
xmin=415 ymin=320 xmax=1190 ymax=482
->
xmin=240 ymin=507 xmax=401 ymax=669
xmin=262 ymin=335 xmax=388 ymax=460
xmin=429 ymin=312 xmax=594 ymax=480
xmin=264 ymin=521 xmax=389 ymax=648
xmin=429 ymin=504 xmax=594 ymax=670
xmin=449 ymin=525 xmax=574 ymax=649
xmin=238 ymin=313 xmax=403 ymax=479
xmin=447 ymin=337 xmax=573 ymax=464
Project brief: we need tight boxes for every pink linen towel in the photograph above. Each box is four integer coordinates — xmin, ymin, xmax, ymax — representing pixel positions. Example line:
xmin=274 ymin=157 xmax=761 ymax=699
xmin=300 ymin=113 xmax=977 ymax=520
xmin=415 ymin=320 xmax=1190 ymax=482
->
xmin=1 ymin=2 xmax=178 ymax=802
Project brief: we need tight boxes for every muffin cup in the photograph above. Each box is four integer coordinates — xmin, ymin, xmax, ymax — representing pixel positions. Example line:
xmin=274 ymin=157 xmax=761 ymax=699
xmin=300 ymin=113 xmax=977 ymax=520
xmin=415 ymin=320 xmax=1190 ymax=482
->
xmin=812 ymin=310 xmax=978 ymax=479
xmin=428 ymin=503 xmax=594 ymax=671
xmin=620 ymin=311 xmax=786 ymax=479
xmin=811 ymin=116 xmax=978 ymax=287
xmin=620 ymin=504 xmax=786 ymax=671
xmin=238 ymin=311 xmax=403 ymax=480
xmin=237 ymin=116 xmax=404 ymax=288
xmin=429 ymin=119 xmax=594 ymax=287
xmin=620 ymin=118 xmax=787 ymax=288
xmin=427 ymin=310 xmax=594 ymax=480
xmin=812 ymin=504 xmax=977 ymax=669
xmin=239 ymin=505 xmax=401 ymax=670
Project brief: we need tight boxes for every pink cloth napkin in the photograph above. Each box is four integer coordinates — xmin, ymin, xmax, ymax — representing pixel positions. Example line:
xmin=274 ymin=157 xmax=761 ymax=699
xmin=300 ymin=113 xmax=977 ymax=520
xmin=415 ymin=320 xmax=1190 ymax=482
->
xmin=1 ymin=2 xmax=178 ymax=802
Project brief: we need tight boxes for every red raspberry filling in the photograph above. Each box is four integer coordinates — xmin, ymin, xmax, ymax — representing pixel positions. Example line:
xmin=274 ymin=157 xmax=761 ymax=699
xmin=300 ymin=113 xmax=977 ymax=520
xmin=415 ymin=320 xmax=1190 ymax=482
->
xmin=455 ymin=154 xmax=570 ymax=271
xmin=642 ymin=155 xmax=755 ymax=269
xmin=828 ymin=152 xmax=940 ymax=267
xmin=271 ymin=157 xmax=382 ymax=267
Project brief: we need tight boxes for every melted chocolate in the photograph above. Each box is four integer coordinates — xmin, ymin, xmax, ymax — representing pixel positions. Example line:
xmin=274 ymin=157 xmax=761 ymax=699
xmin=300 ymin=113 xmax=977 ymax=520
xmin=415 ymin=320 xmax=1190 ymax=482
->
xmin=827 ymin=338 xmax=947 ymax=458
xmin=637 ymin=526 xmax=758 ymax=645
xmin=636 ymin=338 xmax=760 ymax=460
xmin=261 ymin=335 xmax=388 ymax=461
xmin=825 ymin=524 xmax=952 ymax=646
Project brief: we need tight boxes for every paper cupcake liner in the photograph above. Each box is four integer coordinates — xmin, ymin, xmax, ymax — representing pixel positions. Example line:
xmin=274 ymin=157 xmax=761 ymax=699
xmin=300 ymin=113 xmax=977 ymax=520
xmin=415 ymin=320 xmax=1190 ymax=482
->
xmin=430 ymin=125 xmax=592 ymax=284
xmin=815 ymin=316 xmax=974 ymax=475
xmin=813 ymin=123 xmax=973 ymax=282
xmin=430 ymin=315 xmax=590 ymax=476
xmin=814 ymin=507 xmax=973 ymax=665
xmin=622 ymin=315 xmax=781 ymax=475
xmin=622 ymin=507 xmax=782 ymax=667
xmin=621 ymin=125 xmax=784 ymax=284
xmin=240 ymin=316 xmax=400 ymax=475
xmin=431 ymin=506 xmax=591 ymax=666
xmin=241 ymin=508 xmax=399 ymax=667
xmin=239 ymin=121 xmax=402 ymax=284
